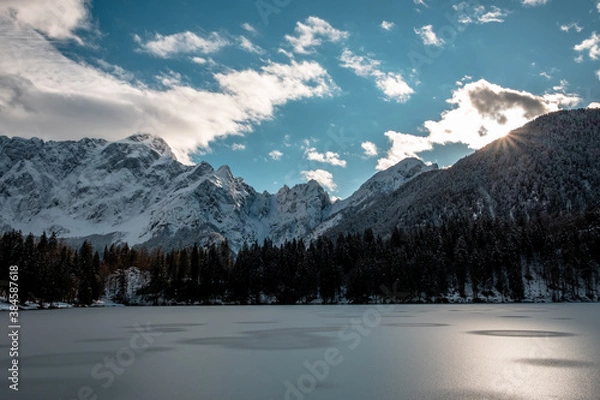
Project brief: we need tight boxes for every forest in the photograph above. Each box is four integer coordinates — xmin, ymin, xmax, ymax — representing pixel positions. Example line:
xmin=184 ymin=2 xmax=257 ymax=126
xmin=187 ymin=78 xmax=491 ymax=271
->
xmin=1 ymin=210 xmax=599 ymax=305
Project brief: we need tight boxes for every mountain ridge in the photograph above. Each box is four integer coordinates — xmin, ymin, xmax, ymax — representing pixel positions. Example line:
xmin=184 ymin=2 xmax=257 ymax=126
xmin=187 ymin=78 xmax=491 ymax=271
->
xmin=0 ymin=132 xmax=432 ymax=251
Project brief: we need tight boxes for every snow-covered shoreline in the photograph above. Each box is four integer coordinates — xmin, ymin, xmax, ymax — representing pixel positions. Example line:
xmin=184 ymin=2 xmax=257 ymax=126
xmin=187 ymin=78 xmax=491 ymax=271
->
xmin=2 ymin=296 xmax=598 ymax=311
xmin=2 ymin=262 xmax=597 ymax=311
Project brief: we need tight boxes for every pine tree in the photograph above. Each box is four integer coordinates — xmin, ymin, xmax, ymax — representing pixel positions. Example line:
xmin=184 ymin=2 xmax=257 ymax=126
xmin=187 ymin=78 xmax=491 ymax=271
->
xmin=76 ymin=241 xmax=95 ymax=305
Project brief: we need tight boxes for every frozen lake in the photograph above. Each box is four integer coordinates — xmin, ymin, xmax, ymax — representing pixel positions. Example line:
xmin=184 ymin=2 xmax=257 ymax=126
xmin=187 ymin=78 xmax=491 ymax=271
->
xmin=2 ymin=304 xmax=600 ymax=400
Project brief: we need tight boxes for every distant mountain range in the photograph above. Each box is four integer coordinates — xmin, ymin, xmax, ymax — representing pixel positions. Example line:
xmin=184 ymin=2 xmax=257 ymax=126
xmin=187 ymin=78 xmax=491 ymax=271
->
xmin=1 ymin=108 xmax=599 ymax=251
xmin=0 ymin=132 xmax=434 ymax=251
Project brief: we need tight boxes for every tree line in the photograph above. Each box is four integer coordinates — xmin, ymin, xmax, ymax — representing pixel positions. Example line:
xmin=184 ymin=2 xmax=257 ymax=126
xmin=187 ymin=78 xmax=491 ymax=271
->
xmin=1 ymin=210 xmax=599 ymax=305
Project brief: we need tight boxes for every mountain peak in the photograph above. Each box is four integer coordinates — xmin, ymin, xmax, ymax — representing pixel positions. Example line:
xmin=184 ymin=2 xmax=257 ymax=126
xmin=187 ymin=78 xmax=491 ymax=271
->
xmin=215 ymin=165 xmax=233 ymax=180
xmin=122 ymin=133 xmax=175 ymax=158
xmin=350 ymin=157 xmax=437 ymax=203
xmin=306 ymin=179 xmax=322 ymax=188
xmin=126 ymin=133 xmax=156 ymax=142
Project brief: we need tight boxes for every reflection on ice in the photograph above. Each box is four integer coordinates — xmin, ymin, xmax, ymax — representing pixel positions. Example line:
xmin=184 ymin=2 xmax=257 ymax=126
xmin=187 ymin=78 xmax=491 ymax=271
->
xmin=18 ymin=351 xmax=112 ymax=367
xmin=148 ymin=322 xmax=206 ymax=327
xmin=74 ymin=337 xmax=127 ymax=343
xmin=234 ymin=320 xmax=279 ymax=324
xmin=382 ymin=322 xmax=451 ymax=327
xmin=123 ymin=322 xmax=206 ymax=334
xmin=180 ymin=326 xmax=341 ymax=350
xmin=428 ymin=388 xmax=525 ymax=400
xmin=468 ymin=329 xmax=576 ymax=338
xmin=513 ymin=358 xmax=596 ymax=368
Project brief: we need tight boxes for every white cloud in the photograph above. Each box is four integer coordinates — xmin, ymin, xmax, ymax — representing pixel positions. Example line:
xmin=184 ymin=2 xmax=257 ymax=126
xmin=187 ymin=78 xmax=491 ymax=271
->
xmin=277 ymin=48 xmax=295 ymax=59
xmin=376 ymin=132 xmax=432 ymax=171
xmin=215 ymin=60 xmax=338 ymax=120
xmin=414 ymin=0 xmax=429 ymax=7
xmin=521 ymin=0 xmax=549 ymax=6
xmin=0 ymin=17 xmax=338 ymax=164
xmin=574 ymin=32 xmax=600 ymax=60
xmin=283 ymin=134 xmax=292 ymax=147
xmin=96 ymin=59 xmax=134 ymax=81
xmin=239 ymin=36 xmax=264 ymax=54
xmin=376 ymin=79 xmax=581 ymax=169
xmin=305 ymin=148 xmax=347 ymax=167
xmin=539 ymin=71 xmax=552 ymax=79
xmin=552 ymin=79 xmax=569 ymax=92
xmin=589 ymin=102 xmax=600 ymax=109
xmin=477 ymin=7 xmax=508 ymax=23
xmin=301 ymin=169 xmax=337 ymax=191
xmin=454 ymin=3 xmax=509 ymax=24
xmin=191 ymin=56 xmax=208 ymax=65
xmin=597 ymin=1 xmax=600 ymax=13
xmin=0 ymin=0 xmax=92 ymax=44
xmin=361 ymin=141 xmax=378 ymax=157
xmin=136 ymin=31 xmax=229 ymax=58
xmin=156 ymin=70 xmax=183 ymax=88
xmin=339 ymin=49 xmax=414 ymax=103
xmin=285 ymin=16 xmax=348 ymax=54
xmin=339 ymin=49 xmax=380 ymax=77
xmin=414 ymin=25 xmax=444 ymax=47
xmin=560 ymin=22 xmax=583 ymax=33
xmin=269 ymin=150 xmax=283 ymax=160
xmin=232 ymin=143 xmax=246 ymax=151
xmin=375 ymin=73 xmax=415 ymax=103
xmin=596 ymin=70 xmax=600 ymax=80
xmin=241 ymin=22 xmax=257 ymax=34
xmin=381 ymin=21 xmax=395 ymax=31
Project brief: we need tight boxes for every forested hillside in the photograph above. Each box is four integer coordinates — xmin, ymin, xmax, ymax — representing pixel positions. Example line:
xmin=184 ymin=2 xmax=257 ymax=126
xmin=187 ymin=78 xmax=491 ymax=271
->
xmin=327 ymin=109 xmax=600 ymax=237
xmin=2 ymin=209 xmax=598 ymax=305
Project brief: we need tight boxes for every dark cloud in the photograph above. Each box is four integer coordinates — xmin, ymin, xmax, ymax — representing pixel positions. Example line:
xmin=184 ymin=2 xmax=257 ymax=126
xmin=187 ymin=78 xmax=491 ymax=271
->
xmin=468 ymin=86 xmax=549 ymax=124
xmin=477 ymin=125 xmax=488 ymax=137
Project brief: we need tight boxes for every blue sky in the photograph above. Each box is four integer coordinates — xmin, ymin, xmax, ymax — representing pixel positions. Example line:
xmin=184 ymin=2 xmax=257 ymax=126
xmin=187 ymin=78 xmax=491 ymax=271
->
xmin=1 ymin=0 xmax=599 ymax=198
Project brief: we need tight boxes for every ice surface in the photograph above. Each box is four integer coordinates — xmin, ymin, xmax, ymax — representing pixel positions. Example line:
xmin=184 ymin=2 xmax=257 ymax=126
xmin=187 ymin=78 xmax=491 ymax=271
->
xmin=1 ymin=304 xmax=598 ymax=400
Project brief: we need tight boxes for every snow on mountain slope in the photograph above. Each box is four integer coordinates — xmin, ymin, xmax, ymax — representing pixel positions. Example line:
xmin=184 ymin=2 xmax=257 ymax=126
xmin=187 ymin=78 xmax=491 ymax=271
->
xmin=0 ymin=134 xmax=332 ymax=250
xmin=333 ymin=157 xmax=437 ymax=214
xmin=0 ymin=133 xmax=432 ymax=251
xmin=309 ymin=158 xmax=437 ymax=239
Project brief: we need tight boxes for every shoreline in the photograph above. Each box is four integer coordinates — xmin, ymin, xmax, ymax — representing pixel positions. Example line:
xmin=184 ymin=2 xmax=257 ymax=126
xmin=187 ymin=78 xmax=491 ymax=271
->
xmin=2 ymin=297 xmax=599 ymax=310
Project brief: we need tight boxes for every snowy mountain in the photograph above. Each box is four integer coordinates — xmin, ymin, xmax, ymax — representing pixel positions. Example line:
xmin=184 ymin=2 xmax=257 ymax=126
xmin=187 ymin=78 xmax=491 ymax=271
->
xmin=5 ymin=109 xmax=593 ymax=252
xmin=326 ymin=108 xmax=600 ymax=238
xmin=0 ymin=133 xmax=432 ymax=251
xmin=309 ymin=157 xmax=437 ymax=239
